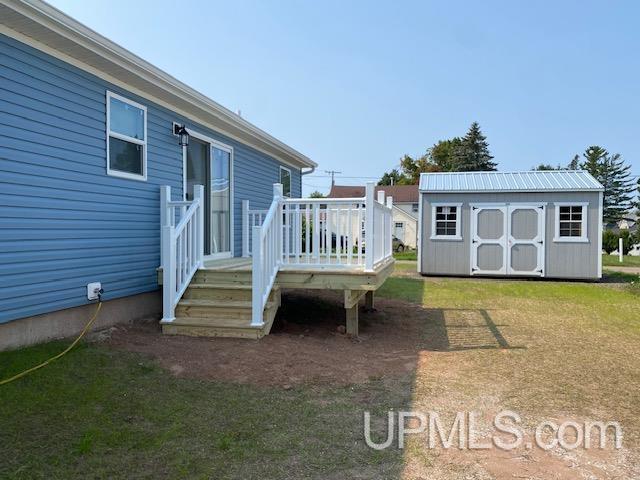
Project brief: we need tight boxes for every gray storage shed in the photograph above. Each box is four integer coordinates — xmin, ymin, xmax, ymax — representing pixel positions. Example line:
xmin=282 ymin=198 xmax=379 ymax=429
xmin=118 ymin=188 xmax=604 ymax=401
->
xmin=418 ymin=171 xmax=604 ymax=280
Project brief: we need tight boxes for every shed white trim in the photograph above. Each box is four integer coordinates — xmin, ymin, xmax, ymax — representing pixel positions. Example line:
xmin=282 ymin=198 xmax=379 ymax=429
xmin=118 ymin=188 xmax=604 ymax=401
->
xmin=553 ymin=202 xmax=589 ymax=243
xmin=430 ymin=202 xmax=462 ymax=241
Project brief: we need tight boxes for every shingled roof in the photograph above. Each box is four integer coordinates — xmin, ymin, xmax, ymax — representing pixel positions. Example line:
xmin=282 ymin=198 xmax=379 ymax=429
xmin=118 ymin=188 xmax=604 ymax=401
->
xmin=328 ymin=184 xmax=419 ymax=203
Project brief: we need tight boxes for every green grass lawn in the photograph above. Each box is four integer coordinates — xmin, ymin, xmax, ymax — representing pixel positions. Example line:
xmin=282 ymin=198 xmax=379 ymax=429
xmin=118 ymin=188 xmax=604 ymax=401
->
xmin=393 ymin=250 xmax=417 ymax=261
xmin=602 ymin=254 xmax=640 ymax=267
xmin=2 ymin=264 xmax=639 ymax=479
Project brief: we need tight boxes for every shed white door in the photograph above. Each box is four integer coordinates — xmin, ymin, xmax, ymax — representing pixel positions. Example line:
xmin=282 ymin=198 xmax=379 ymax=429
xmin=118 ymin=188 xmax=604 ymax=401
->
xmin=507 ymin=205 xmax=545 ymax=276
xmin=471 ymin=204 xmax=545 ymax=276
xmin=471 ymin=205 xmax=508 ymax=275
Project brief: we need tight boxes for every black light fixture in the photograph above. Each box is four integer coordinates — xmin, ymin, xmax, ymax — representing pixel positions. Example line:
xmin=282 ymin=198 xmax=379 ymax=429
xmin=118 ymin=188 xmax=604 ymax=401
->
xmin=173 ymin=123 xmax=189 ymax=147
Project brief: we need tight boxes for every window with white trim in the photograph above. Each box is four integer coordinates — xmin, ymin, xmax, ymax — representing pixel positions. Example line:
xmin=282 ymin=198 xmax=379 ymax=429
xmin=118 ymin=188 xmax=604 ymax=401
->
xmin=554 ymin=203 xmax=588 ymax=242
xmin=412 ymin=203 xmax=419 ymax=212
xmin=106 ymin=91 xmax=147 ymax=180
xmin=280 ymin=166 xmax=291 ymax=197
xmin=431 ymin=204 xmax=462 ymax=239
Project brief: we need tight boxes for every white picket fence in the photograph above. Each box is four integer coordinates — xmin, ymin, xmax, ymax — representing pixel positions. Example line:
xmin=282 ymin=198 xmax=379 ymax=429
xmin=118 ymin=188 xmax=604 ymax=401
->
xmin=160 ymin=185 xmax=204 ymax=322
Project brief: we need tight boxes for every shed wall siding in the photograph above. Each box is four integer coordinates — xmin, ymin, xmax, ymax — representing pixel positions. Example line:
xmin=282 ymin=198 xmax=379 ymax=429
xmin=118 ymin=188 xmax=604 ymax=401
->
xmin=0 ymin=33 xmax=301 ymax=324
xmin=420 ymin=191 xmax=600 ymax=279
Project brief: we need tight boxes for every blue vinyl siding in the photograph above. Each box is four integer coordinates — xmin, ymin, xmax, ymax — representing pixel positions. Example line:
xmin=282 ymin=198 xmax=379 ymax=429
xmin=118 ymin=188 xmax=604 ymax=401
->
xmin=0 ymin=33 xmax=302 ymax=324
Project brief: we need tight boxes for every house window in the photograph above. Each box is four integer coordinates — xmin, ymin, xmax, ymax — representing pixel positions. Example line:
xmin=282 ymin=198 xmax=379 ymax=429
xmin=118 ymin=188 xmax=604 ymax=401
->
xmin=431 ymin=203 xmax=462 ymax=240
xmin=106 ymin=91 xmax=147 ymax=180
xmin=412 ymin=203 xmax=419 ymax=213
xmin=280 ymin=166 xmax=291 ymax=197
xmin=554 ymin=203 xmax=588 ymax=242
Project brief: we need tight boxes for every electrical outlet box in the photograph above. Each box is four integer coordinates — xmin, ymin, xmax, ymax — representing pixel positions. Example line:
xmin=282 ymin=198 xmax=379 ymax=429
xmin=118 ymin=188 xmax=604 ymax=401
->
xmin=87 ymin=282 xmax=102 ymax=301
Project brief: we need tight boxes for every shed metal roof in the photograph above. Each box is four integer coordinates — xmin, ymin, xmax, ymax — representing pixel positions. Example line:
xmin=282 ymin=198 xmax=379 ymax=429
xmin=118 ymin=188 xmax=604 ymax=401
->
xmin=419 ymin=171 xmax=603 ymax=193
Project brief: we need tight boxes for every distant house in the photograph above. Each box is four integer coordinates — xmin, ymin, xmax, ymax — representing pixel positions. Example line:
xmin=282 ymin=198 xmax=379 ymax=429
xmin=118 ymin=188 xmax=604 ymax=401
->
xmin=328 ymin=184 xmax=419 ymax=249
xmin=605 ymin=215 xmax=638 ymax=235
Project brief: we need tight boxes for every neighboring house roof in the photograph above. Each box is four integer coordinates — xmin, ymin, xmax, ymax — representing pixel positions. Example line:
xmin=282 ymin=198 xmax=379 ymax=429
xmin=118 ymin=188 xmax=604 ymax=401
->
xmin=419 ymin=171 xmax=604 ymax=193
xmin=328 ymin=184 xmax=419 ymax=203
xmin=0 ymin=0 xmax=315 ymax=170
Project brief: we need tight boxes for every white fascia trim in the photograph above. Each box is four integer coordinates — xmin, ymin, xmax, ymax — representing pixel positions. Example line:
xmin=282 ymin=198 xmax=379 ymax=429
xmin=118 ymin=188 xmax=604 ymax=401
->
xmin=419 ymin=189 xmax=604 ymax=194
xmin=553 ymin=202 xmax=589 ymax=243
xmin=597 ymin=192 xmax=603 ymax=278
xmin=0 ymin=1 xmax=316 ymax=170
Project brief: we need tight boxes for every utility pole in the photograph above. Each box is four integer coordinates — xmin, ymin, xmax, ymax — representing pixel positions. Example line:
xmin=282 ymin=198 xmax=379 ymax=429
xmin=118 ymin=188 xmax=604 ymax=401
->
xmin=325 ymin=170 xmax=342 ymax=187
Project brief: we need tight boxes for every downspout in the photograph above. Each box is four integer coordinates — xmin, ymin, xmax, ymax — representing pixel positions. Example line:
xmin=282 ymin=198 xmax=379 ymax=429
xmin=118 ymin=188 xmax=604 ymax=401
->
xmin=301 ymin=166 xmax=316 ymax=176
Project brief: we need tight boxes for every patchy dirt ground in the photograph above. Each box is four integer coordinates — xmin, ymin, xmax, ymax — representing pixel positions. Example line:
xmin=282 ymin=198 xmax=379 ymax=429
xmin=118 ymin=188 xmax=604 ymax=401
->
xmin=102 ymin=281 xmax=640 ymax=479
xmin=107 ymin=289 xmax=427 ymax=387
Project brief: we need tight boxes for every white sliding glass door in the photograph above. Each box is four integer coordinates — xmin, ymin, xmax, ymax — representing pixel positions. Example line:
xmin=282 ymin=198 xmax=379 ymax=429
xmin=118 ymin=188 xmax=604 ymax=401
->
xmin=186 ymin=135 xmax=233 ymax=259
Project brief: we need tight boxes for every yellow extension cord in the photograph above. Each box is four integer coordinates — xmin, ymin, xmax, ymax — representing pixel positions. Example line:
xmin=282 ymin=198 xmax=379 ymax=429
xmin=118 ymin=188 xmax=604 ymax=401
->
xmin=0 ymin=301 xmax=103 ymax=386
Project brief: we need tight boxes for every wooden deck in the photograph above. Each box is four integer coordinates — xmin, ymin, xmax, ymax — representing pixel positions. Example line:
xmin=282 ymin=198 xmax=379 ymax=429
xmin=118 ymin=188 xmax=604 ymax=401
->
xmin=159 ymin=257 xmax=394 ymax=338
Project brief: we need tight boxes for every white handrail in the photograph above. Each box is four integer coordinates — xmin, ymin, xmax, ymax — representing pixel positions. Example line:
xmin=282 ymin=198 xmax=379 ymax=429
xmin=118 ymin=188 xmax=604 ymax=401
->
xmin=242 ymin=199 xmax=269 ymax=257
xmin=160 ymin=185 xmax=204 ymax=322
xmin=251 ymin=184 xmax=283 ymax=326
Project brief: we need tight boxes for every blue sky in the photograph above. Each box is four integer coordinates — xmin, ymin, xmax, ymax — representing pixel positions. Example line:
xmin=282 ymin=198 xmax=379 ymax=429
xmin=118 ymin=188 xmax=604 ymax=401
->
xmin=49 ymin=0 xmax=640 ymax=195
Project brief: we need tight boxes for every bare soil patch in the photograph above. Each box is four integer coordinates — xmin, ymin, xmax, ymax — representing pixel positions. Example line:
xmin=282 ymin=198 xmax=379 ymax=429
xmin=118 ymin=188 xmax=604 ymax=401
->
xmin=107 ymin=289 xmax=428 ymax=387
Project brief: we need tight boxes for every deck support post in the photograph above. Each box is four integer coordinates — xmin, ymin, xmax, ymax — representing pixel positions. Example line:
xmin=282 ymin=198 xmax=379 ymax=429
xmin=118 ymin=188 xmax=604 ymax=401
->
xmin=364 ymin=290 xmax=375 ymax=311
xmin=345 ymin=302 xmax=359 ymax=336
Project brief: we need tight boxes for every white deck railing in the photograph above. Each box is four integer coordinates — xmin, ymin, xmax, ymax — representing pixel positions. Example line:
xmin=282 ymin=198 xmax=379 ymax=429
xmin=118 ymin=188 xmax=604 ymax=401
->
xmin=244 ymin=182 xmax=393 ymax=271
xmin=160 ymin=185 xmax=204 ymax=322
xmin=241 ymin=200 xmax=269 ymax=257
xmin=251 ymin=184 xmax=283 ymax=326
xmin=159 ymin=182 xmax=393 ymax=326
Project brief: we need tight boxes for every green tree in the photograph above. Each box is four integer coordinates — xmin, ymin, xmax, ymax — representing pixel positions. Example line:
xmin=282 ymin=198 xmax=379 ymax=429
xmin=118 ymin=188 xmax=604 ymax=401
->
xmin=580 ymin=146 xmax=635 ymax=223
xmin=602 ymin=230 xmax=618 ymax=254
xmin=568 ymin=154 xmax=581 ymax=170
xmin=532 ymin=163 xmax=562 ymax=171
xmin=452 ymin=122 xmax=496 ymax=171
xmin=378 ymin=168 xmax=409 ymax=186
xmin=427 ymin=138 xmax=463 ymax=172
xmin=309 ymin=191 xmax=325 ymax=198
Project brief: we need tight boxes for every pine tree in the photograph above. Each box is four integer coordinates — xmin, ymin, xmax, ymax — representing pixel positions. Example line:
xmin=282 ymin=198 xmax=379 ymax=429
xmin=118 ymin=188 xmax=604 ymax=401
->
xmin=453 ymin=122 xmax=497 ymax=171
xmin=579 ymin=146 xmax=635 ymax=223
xmin=567 ymin=154 xmax=580 ymax=170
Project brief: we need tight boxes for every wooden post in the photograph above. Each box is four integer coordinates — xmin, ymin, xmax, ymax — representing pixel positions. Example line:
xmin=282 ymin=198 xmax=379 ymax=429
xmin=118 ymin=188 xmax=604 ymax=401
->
xmin=365 ymin=291 xmax=375 ymax=311
xmin=364 ymin=182 xmax=375 ymax=271
xmin=242 ymin=200 xmax=250 ymax=257
xmin=345 ymin=302 xmax=359 ymax=336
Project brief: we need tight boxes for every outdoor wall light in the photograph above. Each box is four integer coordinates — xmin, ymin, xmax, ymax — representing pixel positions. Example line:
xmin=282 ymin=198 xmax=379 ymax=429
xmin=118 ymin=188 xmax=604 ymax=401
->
xmin=173 ymin=123 xmax=190 ymax=147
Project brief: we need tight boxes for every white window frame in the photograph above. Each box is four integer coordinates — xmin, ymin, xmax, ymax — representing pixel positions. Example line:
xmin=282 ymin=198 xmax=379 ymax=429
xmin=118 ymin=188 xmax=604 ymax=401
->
xmin=553 ymin=202 xmax=589 ymax=243
xmin=431 ymin=202 xmax=462 ymax=241
xmin=106 ymin=91 xmax=147 ymax=181
xmin=279 ymin=165 xmax=292 ymax=197
xmin=412 ymin=203 xmax=419 ymax=213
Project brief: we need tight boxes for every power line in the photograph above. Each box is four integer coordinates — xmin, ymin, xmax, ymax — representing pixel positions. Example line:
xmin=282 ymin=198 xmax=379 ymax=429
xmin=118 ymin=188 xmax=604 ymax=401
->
xmin=324 ymin=170 xmax=343 ymax=187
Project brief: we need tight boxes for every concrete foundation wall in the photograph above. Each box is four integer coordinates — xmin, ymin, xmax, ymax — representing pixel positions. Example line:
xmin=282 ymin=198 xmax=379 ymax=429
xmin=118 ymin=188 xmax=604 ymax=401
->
xmin=0 ymin=290 xmax=161 ymax=351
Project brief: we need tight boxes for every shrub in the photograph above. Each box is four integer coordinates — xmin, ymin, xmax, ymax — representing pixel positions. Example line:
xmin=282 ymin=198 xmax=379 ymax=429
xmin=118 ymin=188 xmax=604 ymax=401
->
xmin=602 ymin=230 xmax=618 ymax=254
xmin=620 ymin=229 xmax=632 ymax=255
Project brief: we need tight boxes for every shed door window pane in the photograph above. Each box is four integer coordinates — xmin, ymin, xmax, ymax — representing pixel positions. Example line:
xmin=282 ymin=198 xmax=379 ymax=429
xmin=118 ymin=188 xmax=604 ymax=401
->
xmin=435 ymin=206 xmax=458 ymax=236
xmin=109 ymin=96 xmax=145 ymax=140
xmin=280 ymin=168 xmax=291 ymax=197
xmin=109 ymin=137 xmax=143 ymax=175
xmin=558 ymin=205 xmax=584 ymax=237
